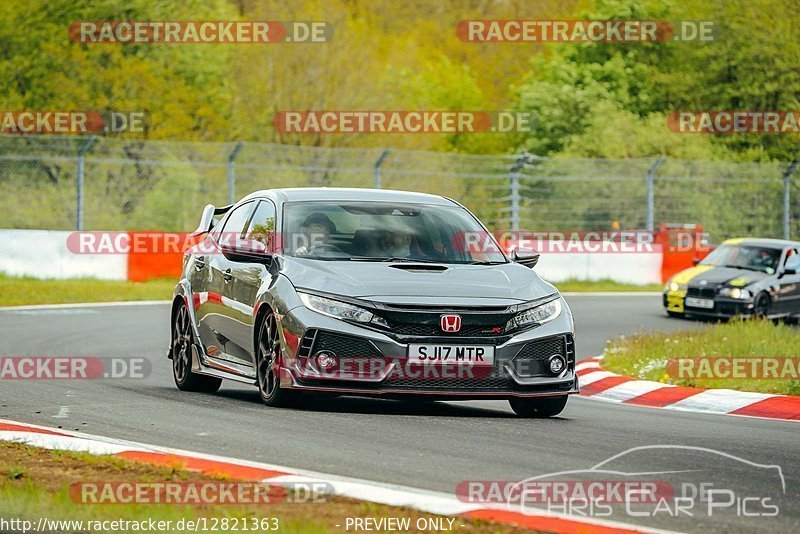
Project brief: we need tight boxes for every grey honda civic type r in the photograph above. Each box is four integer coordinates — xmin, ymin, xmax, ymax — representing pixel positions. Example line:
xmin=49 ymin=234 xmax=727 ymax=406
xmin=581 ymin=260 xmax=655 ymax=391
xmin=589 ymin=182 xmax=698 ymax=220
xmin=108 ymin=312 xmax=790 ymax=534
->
xmin=169 ymin=188 xmax=577 ymax=417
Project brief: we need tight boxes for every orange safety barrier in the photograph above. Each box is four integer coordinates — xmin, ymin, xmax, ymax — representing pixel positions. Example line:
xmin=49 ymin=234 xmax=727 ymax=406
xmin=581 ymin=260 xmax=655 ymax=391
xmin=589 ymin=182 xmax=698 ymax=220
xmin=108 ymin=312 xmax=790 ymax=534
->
xmin=656 ymin=223 xmax=714 ymax=283
xmin=126 ymin=232 xmax=199 ymax=282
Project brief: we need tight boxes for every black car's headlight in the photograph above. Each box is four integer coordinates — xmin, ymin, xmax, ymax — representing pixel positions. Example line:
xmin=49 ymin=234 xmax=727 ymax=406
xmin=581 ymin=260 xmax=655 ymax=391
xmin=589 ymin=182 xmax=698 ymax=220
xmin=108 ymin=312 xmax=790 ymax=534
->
xmin=667 ymin=280 xmax=687 ymax=292
xmin=298 ymin=292 xmax=389 ymax=327
xmin=505 ymin=298 xmax=562 ymax=331
xmin=719 ymin=287 xmax=752 ymax=299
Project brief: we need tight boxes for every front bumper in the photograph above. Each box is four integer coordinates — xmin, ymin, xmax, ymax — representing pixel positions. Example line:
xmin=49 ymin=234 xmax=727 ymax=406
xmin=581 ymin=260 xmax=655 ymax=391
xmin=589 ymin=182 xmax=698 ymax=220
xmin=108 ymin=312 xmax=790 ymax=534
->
xmin=277 ymin=302 xmax=578 ymax=399
xmin=663 ymin=291 xmax=755 ymax=318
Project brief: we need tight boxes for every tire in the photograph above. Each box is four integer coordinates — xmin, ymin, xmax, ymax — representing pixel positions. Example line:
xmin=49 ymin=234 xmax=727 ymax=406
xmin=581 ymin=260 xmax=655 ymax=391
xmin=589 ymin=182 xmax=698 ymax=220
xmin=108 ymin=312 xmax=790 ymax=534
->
xmin=255 ymin=311 xmax=299 ymax=407
xmin=172 ymin=302 xmax=222 ymax=393
xmin=753 ymin=292 xmax=771 ymax=319
xmin=667 ymin=310 xmax=684 ymax=318
xmin=509 ymin=395 xmax=568 ymax=418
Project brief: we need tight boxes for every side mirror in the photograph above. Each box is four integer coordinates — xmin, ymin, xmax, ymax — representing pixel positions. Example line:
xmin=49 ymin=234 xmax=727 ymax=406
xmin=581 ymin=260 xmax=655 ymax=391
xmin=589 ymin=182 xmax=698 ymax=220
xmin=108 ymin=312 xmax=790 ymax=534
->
xmin=513 ymin=249 xmax=540 ymax=269
xmin=692 ymin=258 xmax=701 ymax=266
xmin=220 ymin=238 xmax=271 ymax=264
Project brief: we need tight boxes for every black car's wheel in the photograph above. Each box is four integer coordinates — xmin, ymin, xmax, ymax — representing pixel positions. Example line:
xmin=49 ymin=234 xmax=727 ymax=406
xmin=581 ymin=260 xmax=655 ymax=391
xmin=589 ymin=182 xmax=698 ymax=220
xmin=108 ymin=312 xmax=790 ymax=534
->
xmin=256 ymin=311 xmax=298 ymax=407
xmin=172 ymin=302 xmax=222 ymax=393
xmin=509 ymin=395 xmax=568 ymax=418
xmin=667 ymin=310 xmax=684 ymax=318
xmin=754 ymin=292 xmax=771 ymax=319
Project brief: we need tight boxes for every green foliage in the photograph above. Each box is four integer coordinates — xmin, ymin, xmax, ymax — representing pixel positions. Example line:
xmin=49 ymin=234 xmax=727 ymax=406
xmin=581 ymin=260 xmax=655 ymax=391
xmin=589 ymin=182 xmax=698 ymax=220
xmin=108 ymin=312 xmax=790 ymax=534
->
xmin=514 ymin=0 xmax=800 ymax=161
xmin=603 ymin=319 xmax=800 ymax=395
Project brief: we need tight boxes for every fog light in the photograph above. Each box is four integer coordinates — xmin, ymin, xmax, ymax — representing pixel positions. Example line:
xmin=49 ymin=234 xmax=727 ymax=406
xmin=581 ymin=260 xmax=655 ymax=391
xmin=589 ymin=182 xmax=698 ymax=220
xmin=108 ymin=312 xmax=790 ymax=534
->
xmin=548 ymin=355 xmax=566 ymax=374
xmin=315 ymin=351 xmax=336 ymax=369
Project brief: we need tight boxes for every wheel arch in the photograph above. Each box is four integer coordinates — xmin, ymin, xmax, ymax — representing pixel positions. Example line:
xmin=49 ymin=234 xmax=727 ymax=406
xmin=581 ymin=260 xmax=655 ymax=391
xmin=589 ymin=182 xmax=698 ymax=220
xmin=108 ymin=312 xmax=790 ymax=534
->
xmin=253 ymin=301 xmax=274 ymax=357
xmin=168 ymin=295 xmax=187 ymax=359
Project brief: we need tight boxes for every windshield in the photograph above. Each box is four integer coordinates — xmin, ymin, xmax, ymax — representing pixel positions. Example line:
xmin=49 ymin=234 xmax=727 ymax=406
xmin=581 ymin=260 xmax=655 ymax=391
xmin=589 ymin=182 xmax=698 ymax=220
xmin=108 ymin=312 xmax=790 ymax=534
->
xmin=282 ymin=201 xmax=507 ymax=264
xmin=700 ymin=244 xmax=782 ymax=274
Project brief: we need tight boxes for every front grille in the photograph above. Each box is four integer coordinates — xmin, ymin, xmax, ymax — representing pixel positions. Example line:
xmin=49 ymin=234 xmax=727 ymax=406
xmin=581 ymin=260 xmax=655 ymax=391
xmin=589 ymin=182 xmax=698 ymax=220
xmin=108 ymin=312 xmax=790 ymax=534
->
xmin=512 ymin=335 xmax=572 ymax=378
xmin=310 ymin=331 xmax=383 ymax=358
xmin=388 ymin=323 xmax=504 ymax=337
xmin=687 ymin=286 xmax=716 ymax=299
xmin=515 ymin=336 xmax=565 ymax=361
xmin=383 ymin=375 xmax=513 ymax=390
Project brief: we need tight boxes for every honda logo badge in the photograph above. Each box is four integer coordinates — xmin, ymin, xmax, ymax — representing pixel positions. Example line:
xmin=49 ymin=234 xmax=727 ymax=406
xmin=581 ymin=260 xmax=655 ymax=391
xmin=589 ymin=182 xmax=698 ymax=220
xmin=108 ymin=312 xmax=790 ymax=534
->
xmin=440 ymin=314 xmax=462 ymax=333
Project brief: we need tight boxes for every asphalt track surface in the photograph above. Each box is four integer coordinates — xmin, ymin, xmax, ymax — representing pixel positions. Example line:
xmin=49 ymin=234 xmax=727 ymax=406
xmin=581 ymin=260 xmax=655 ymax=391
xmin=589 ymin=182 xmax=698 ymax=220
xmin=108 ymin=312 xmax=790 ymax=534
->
xmin=1 ymin=295 xmax=797 ymax=533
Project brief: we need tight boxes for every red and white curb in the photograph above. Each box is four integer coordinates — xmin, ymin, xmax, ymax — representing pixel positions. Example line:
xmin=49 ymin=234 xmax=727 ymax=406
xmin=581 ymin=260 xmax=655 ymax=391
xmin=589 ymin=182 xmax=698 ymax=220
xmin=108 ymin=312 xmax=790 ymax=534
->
xmin=0 ymin=418 xmax=670 ymax=534
xmin=577 ymin=357 xmax=800 ymax=422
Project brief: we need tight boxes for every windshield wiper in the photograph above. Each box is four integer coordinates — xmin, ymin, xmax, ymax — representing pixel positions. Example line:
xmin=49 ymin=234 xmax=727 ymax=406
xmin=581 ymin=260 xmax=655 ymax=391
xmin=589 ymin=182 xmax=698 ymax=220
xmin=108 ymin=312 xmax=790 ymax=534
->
xmin=295 ymin=255 xmax=352 ymax=261
xmin=350 ymin=256 xmax=446 ymax=264
xmin=467 ymin=260 xmax=507 ymax=265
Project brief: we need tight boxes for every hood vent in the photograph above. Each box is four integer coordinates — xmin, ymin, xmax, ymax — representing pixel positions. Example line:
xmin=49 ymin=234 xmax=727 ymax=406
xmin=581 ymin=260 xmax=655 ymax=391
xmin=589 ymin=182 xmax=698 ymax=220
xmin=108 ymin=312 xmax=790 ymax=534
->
xmin=388 ymin=264 xmax=449 ymax=272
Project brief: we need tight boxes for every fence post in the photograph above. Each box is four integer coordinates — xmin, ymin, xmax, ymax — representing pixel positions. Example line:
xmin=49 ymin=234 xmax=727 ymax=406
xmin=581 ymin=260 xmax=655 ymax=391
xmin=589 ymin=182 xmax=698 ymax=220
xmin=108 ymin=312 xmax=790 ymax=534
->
xmin=646 ymin=156 xmax=666 ymax=232
xmin=509 ymin=153 xmax=529 ymax=232
xmin=76 ymin=135 xmax=97 ymax=231
xmin=227 ymin=142 xmax=243 ymax=204
xmin=373 ymin=149 xmax=390 ymax=189
xmin=783 ymin=160 xmax=798 ymax=240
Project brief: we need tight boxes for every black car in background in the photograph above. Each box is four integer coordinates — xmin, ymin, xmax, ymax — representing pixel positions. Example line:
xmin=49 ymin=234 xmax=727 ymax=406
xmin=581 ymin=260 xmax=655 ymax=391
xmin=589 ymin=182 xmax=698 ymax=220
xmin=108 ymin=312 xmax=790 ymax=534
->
xmin=664 ymin=238 xmax=800 ymax=319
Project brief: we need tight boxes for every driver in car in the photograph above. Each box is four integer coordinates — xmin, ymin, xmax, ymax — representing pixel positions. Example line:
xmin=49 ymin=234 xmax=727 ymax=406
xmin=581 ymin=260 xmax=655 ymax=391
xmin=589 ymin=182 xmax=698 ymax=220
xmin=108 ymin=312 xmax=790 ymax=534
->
xmin=294 ymin=213 xmax=337 ymax=256
xmin=380 ymin=229 xmax=414 ymax=258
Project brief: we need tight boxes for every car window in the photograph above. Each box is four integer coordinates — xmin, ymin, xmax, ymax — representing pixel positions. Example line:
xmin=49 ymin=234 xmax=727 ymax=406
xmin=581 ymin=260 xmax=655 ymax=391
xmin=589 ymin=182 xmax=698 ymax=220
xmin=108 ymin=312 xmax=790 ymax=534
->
xmin=785 ymin=249 xmax=800 ymax=269
xmin=282 ymin=201 xmax=507 ymax=263
xmin=701 ymin=244 xmax=782 ymax=274
xmin=220 ymin=202 xmax=255 ymax=238
xmin=245 ymin=200 xmax=276 ymax=250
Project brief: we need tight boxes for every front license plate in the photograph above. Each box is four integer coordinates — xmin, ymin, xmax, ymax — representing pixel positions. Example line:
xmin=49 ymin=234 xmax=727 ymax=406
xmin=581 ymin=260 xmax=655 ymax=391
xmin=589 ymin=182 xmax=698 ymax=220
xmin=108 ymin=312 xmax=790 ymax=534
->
xmin=685 ymin=297 xmax=714 ymax=309
xmin=408 ymin=344 xmax=495 ymax=366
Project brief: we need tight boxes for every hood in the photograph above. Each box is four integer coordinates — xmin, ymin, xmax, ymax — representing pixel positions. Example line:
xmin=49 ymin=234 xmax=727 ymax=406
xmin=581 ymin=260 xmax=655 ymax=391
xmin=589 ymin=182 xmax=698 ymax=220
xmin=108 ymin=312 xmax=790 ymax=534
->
xmin=279 ymin=256 xmax=557 ymax=304
xmin=687 ymin=266 xmax=770 ymax=287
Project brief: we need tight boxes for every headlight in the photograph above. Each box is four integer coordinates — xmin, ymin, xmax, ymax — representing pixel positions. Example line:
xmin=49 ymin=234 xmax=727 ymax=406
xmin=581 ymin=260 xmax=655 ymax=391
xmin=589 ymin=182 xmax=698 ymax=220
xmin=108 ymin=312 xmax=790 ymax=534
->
xmin=505 ymin=299 xmax=562 ymax=331
xmin=667 ymin=281 xmax=686 ymax=292
xmin=298 ymin=292 xmax=389 ymax=327
xmin=719 ymin=287 xmax=751 ymax=299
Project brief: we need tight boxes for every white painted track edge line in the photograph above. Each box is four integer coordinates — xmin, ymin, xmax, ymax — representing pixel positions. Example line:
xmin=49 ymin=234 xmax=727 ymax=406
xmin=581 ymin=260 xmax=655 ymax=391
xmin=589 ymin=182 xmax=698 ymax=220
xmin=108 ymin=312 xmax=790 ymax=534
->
xmin=575 ymin=393 xmax=799 ymax=424
xmin=561 ymin=291 xmax=662 ymax=297
xmin=0 ymin=418 xmax=675 ymax=534
xmin=0 ymin=300 xmax=172 ymax=311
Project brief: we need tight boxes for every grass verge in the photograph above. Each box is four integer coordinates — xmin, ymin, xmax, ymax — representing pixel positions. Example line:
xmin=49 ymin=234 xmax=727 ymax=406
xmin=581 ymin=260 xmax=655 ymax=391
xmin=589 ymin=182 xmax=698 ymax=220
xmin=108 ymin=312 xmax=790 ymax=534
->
xmin=0 ymin=274 xmax=175 ymax=307
xmin=602 ymin=319 xmax=800 ymax=396
xmin=553 ymin=278 xmax=662 ymax=292
xmin=0 ymin=441 xmax=532 ymax=533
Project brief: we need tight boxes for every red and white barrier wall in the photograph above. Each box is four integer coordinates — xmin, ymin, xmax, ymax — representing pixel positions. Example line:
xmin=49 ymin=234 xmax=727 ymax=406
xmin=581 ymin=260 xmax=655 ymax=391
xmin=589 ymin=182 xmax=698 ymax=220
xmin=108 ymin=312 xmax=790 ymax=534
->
xmin=0 ymin=230 xmax=127 ymax=280
xmin=0 ymin=229 xmax=700 ymax=284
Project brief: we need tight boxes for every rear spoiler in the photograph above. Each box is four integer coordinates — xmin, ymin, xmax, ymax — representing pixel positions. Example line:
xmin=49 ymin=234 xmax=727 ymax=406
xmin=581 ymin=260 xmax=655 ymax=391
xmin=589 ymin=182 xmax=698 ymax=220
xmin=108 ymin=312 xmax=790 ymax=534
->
xmin=191 ymin=203 xmax=233 ymax=236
